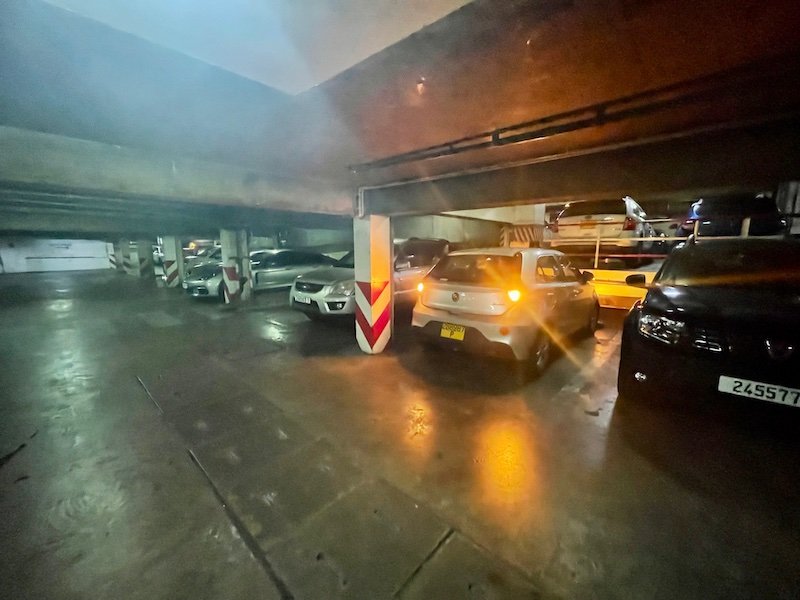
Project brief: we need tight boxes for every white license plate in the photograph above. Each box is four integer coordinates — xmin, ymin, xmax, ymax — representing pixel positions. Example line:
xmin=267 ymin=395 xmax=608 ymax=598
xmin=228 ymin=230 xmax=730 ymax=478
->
xmin=718 ymin=376 xmax=800 ymax=407
xmin=294 ymin=295 xmax=312 ymax=304
xmin=182 ymin=282 xmax=188 ymax=289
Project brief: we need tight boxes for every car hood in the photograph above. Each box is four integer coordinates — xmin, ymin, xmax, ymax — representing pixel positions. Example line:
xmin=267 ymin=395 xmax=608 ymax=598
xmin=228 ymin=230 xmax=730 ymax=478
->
xmin=644 ymin=285 xmax=800 ymax=328
xmin=296 ymin=266 xmax=354 ymax=284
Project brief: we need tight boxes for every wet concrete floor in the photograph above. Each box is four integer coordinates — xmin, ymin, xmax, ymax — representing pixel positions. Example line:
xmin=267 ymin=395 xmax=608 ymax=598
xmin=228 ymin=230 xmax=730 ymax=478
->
xmin=1 ymin=270 xmax=799 ymax=599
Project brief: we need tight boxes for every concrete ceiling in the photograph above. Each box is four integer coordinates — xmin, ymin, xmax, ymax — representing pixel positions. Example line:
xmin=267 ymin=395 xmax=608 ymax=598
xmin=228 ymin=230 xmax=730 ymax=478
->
xmin=41 ymin=0 xmax=472 ymax=94
xmin=2 ymin=0 xmax=800 ymax=234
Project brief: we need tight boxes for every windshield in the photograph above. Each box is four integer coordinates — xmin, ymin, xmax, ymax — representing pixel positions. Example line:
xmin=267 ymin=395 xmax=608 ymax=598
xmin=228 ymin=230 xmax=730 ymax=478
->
xmin=559 ymin=199 xmax=626 ymax=218
xmin=657 ymin=242 xmax=800 ymax=288
xmin=427 ymin=253 xmax=521 ymax=286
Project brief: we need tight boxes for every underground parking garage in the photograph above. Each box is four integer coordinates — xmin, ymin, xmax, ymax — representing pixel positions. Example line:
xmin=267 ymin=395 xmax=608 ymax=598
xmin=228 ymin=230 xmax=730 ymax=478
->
xmin=2 ymin=1 xmax=800 ymax=598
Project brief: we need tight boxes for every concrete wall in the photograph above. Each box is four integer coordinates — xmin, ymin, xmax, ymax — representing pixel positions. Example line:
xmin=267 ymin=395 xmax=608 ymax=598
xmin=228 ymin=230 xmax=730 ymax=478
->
xmin=446 ymin=205 xmax=546 ymax=225
xmin=284 ymin=228 xmax=353 ymax=251
xmin=0 ymin=237 xmax=112 ymax=273
xmin=393 ymin=215 xmax=502 ymax=248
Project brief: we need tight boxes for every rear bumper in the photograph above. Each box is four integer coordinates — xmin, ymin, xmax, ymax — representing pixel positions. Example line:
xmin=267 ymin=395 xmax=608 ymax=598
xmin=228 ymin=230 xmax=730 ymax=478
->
xmin=411 ymin=302 xmax=537 ymax=360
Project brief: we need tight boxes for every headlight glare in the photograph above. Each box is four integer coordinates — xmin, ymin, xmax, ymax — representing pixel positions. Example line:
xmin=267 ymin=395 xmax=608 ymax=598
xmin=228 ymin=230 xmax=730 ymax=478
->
xmin=638 ymin=313 xmax=685 ymax=345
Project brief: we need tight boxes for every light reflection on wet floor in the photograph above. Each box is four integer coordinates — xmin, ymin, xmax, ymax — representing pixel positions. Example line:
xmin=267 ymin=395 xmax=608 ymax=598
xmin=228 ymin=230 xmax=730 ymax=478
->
xmin=2 ymin=271 xmax=800 ymax=599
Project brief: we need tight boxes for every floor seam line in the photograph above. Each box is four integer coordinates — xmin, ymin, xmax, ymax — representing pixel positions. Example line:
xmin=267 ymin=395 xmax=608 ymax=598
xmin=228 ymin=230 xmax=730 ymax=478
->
xmin=392 ymin=527 xmax=454 ymax=599
xmin=187 ymin=448 xmax=295 ymax=600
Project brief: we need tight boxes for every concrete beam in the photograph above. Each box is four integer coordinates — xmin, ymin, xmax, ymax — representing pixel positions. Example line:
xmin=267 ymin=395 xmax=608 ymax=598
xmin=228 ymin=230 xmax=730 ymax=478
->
xmin=0 ymin=126 xmax=352 ymax=215
xmin=362 ymin=117 xmax=800 ymax=215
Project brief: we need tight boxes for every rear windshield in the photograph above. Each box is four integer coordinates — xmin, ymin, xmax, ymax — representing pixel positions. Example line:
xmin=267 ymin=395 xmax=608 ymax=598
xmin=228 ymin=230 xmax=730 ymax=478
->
xmin=692 ymin=195 xmax=777 ymax=217
xmin=559 ymin=199 xmax=626 ymax=218
xmin=427 ymin=254 xmax=521 ymax=286
xmin=657 ymin=242 xmax=800 ymax=287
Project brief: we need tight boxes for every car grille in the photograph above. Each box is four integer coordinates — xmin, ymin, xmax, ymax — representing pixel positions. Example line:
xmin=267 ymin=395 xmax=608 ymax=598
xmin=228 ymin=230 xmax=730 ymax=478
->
xmin=295 ymin=281 xmax=324 ymax=293
xmin=691 ymin=328 xmax=727 ymax=353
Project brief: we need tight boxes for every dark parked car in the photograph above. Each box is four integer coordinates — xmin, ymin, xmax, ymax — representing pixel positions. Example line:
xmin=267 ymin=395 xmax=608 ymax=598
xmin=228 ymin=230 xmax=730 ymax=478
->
xmin=674 ymin=194 xmax=786 ymax=238
xmin=618 ymin=239 xmax=800 ymax=407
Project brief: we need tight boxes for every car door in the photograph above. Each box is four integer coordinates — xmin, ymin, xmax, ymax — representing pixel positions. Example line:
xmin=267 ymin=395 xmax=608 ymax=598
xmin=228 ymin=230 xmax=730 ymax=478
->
xmin=535 ymin=254 xmax=573 ymax=336
xmin=251 ymin=254 xmax=281 ymax=290
xmin=393 ymin=251 xmax=428 ymax=301
xmin=557 ymin=255 xmax=593 ymax=333
xmin=272 ymin=251 xmax=313 ymax=288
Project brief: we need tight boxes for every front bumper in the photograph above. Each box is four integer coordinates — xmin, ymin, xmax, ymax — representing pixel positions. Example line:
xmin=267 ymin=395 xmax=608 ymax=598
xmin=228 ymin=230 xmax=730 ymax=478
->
xmin=411 ymin=301 xmax=537 ymax=361
xmin=183 ymin=277 xmax=220 ymax=298
xmin=290 ymin=286 xmax=356 ymax=316
xmin=618 ymin=313 xmax=800 ymax=406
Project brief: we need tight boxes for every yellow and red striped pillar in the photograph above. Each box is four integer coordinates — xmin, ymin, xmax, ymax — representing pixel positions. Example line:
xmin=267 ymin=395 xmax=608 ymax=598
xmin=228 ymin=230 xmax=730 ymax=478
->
xmin=354 ymin=215 xmax=392 ymax=354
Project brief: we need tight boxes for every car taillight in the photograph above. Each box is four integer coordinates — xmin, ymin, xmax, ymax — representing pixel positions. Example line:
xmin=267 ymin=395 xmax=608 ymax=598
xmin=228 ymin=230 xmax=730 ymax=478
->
xmin=623 ymin=216 xmax=636 ymax=231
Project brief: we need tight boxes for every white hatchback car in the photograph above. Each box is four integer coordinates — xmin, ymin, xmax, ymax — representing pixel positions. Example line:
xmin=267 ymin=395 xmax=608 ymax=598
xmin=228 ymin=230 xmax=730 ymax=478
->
xmin=412 ymin=248 xmax=599 ymax=378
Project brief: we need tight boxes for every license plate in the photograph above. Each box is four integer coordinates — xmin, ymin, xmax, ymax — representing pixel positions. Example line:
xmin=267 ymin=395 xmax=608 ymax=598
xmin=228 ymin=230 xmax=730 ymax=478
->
xmin=294 ymin=295 xmax=312 ymax=305
xmin=182 ymin=282 xmax=188 ymax=289
xmin=579 ymin=222 xmax=595 ymax=229
xmin=718 ymin=376 xmax=800 ymax=407
xmin=440 ymin=323 xmax=466 ymax=341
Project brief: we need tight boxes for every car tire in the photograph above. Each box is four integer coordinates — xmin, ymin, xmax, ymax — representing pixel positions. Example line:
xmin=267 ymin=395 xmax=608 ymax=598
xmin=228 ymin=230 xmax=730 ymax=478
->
xmin=529 ymin=331 xmax=552 ymax=378
xmin=218 ymin=282 xmax=226 ymax=303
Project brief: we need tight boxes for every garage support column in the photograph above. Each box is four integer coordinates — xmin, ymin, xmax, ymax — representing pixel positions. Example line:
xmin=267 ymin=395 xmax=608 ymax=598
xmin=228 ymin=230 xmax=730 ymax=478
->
xmin=237 ymin=230 xmax=253 ymax=301
xmin=112 ymin=241 xmax=125 ymax=272
xmin=220 ymin=229 xmax=250 ymax=303
xmin=353 ymin=215 xmax=393 ymax=354
xmin=161 ymin=236 xmax=183 ymax=287
xmin=132 ymin=240 xmax=153 ymax=277
xmin=120 ymin=238 xmax=132 ymax=274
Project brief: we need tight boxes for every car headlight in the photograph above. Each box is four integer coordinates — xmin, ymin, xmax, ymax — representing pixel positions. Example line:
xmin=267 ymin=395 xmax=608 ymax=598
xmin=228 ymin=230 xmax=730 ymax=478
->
xmin=330 ymin=280 xmax=355 ymax=296
xmin=638 ymin=313 xmax=685 ymax=345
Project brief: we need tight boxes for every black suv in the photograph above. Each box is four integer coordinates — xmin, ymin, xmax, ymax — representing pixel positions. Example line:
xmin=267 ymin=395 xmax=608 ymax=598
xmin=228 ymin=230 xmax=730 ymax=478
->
xmin=618 ymin=239 xmax=800 ymax=407
xmin=674 ymin=194 xmax=786 ymax=238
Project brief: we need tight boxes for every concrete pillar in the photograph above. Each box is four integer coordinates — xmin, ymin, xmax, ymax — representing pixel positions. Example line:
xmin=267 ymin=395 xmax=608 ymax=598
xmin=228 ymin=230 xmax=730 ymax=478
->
xmin=220 ymin=229 xmax=250 ymax=303
xmin=161 ymin=236 xmax=184 ymax=287
xmin=236 ymin=230 xmax=253 ymax=301
xmin=120 ymin=238 xmax=133 ymax=275
xmin=128 ymin=239 xmax=153 ymax=277
xmin=353 ymin=215 xmax=393 ymax=354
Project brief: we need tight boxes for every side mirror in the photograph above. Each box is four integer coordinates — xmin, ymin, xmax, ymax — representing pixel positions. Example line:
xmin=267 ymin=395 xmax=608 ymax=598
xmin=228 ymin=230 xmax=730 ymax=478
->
xmin=625 ymin=274 xmax=647 ymax=288
xmin=581 ymin=271 xmax=594 ymax=282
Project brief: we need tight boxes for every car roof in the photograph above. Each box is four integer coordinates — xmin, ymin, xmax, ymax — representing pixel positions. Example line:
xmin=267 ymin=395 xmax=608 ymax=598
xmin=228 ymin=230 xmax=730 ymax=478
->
xmin=447 ymin=247 xmax=561 ymax=258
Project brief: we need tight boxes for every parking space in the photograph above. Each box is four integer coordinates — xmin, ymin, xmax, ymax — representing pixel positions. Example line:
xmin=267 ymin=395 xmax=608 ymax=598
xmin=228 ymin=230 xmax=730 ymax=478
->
xmin=2 ymin=270 xmax=799 ymax=599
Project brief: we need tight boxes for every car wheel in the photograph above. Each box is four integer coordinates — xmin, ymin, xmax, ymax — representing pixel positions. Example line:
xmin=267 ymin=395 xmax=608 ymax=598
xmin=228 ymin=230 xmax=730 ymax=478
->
xmin=218 ymin=282 xmax=226 ymax=302
xmin=529 ymin=332 xmax=552 ymax=378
